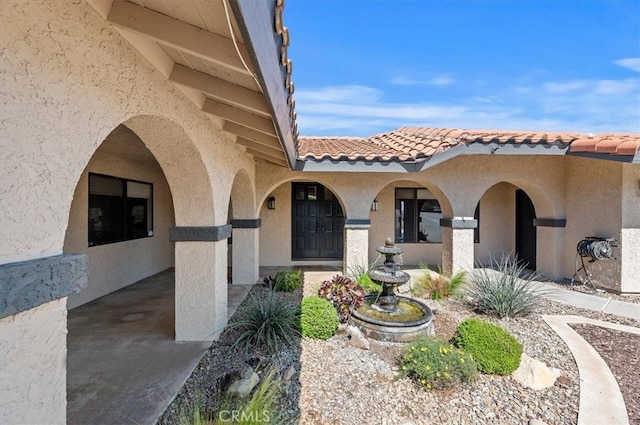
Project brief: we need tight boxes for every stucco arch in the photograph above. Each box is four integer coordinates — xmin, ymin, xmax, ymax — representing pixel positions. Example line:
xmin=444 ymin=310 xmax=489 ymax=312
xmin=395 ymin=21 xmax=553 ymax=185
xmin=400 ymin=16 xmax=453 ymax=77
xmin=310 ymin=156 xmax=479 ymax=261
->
xmin=124 ymin=115 xmax=215 ymax=225
xmin=258 ymin=176 xmax=347 ymax=218
xmin=473 ymin=178 xmax=556 ymax=219
xmin=372 ymin=177 xmax=454 ymax=218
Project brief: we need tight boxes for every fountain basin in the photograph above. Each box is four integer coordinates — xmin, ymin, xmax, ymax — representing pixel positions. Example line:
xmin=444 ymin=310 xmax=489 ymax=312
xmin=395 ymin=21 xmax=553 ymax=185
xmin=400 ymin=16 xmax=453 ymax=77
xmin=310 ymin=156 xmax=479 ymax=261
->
xmin=350 ymin=295 xmax=433 ymax=342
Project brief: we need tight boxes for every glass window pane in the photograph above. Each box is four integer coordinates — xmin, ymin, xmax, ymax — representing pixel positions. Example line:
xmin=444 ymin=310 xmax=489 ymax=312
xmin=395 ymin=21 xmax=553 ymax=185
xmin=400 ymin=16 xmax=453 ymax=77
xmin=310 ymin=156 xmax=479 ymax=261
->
xmin=295 ymin=186 xmax=305 ymax=200
xmin=307 ymin=186 xmax=317 ymax=201
xmin=89 ymin=174 xmax=123 ymax=196
xmin=395 ymin=188 xmax=414 ymax=199
xmin=127 ymin=181 xmax=151 ymax=199
xmin=416 ymin=189 xmax=432 ymax=199
xmin=419 ymin=200 xmax=442 ymax=243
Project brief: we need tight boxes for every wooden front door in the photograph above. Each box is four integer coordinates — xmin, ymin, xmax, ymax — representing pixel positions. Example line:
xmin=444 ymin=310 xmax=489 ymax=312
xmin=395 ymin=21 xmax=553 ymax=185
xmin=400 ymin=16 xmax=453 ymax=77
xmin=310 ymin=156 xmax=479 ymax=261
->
xmin=516 ymin=189 xmax=537 ymax=270
xmin=292 ymin=183 xmax=344 ymax=259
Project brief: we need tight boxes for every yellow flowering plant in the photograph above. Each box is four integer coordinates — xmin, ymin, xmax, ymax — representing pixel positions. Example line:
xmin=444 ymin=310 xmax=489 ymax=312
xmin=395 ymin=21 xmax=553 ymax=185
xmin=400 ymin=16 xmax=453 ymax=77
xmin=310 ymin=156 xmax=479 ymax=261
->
xmin=399 ymin=336 xmax=478 ymax=390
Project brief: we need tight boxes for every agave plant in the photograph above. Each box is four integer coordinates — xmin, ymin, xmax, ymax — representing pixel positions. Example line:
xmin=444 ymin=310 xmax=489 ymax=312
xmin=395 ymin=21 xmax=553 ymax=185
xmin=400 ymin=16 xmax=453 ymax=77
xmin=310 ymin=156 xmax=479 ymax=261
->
xmin=467 ymin=254 xmax=550 ymax=318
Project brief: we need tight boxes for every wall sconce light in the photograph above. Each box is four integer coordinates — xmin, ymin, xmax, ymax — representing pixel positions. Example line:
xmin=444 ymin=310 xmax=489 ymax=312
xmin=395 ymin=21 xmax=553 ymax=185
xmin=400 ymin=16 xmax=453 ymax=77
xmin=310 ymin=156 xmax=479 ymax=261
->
xmin=267 ymin=196 xmax=276 ymax=210
xmin=371 ymin=199 xmax=379 ymax=212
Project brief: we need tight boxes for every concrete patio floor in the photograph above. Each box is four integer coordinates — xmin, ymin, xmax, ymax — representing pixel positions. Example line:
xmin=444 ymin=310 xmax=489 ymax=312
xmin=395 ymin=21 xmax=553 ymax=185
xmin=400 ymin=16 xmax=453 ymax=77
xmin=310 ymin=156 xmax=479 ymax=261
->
xmin=66 ymin=268 xmax=253 ymax=425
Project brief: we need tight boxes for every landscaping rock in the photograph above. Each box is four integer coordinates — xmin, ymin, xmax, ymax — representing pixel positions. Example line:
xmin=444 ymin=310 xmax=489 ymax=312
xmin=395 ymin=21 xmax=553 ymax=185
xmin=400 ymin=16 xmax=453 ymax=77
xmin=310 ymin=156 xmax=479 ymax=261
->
xmin=347 ymin=325 xmax=370 ymax=350
xmin=227 ymin=366 xmax=260 ymax=397
xmin=512 ymin=353 xmax=557 ymax=390
xmin=529 ymin=419 xmax=549 ymax=425
xmin=283 ymin=365 xmax=296 ymax=381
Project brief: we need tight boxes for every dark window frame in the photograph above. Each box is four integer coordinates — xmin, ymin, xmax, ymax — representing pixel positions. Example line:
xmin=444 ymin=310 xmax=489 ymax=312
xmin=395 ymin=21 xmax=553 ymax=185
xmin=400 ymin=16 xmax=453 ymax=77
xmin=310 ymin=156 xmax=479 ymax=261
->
xmin=394 ymin=188 xmax=480 ymax=244
xmin=88 ymin=173 xmax=154 ymax=247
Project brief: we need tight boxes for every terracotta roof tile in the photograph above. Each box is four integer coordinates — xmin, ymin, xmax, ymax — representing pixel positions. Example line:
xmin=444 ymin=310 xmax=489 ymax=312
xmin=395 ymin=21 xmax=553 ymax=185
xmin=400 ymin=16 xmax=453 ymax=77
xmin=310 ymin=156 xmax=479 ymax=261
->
xmin=297 ymin=127 xmax=639 ymax=162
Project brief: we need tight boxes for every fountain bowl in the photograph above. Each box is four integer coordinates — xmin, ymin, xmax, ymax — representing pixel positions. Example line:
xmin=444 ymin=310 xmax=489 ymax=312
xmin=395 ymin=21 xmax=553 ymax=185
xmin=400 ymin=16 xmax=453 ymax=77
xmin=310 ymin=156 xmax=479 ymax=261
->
xmin=350 ymin=295 xmax=433 ymax=343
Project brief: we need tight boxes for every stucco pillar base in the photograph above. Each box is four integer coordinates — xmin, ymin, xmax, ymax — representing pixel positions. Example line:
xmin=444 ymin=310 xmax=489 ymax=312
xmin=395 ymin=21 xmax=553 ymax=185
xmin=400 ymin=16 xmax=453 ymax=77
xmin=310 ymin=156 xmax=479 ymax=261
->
xmin=0 ymin=298 xmax=68 ymax=425
xmin=620 ymin=228 xmax=640 ymax=293
xmin=344 ymin=224 xmax=370 ymax=275
xmin=441 ymin=227 xmax=475 ymax=276
xmin=536 ymin=226 xmax=565 ymax=280
xmin=175 ymin=241 xmax=228 ymax=341
xmin=232 ymin=228 xmax=259 ymax=285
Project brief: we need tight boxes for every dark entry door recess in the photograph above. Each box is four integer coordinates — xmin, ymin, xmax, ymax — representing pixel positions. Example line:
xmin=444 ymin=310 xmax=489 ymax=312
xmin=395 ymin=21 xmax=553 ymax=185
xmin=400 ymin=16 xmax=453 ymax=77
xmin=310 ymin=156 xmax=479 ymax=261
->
xmin=292 ymin=183 xmax=344 ymax=259
xmin=515 ymin=189 xmax=537 ymax=270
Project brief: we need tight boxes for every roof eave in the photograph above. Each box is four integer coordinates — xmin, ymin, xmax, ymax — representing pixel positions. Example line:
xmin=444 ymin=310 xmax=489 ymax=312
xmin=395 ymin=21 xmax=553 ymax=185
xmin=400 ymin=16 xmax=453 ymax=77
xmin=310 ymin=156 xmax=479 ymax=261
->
xmin=230 ymin=0 xmax=297 ymax=169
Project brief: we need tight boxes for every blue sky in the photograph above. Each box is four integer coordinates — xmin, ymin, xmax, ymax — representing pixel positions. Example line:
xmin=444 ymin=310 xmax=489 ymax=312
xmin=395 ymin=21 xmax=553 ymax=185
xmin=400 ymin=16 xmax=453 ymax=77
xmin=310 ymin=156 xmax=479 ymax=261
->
xmin=285 ymin=0 xmax=640 ymax=137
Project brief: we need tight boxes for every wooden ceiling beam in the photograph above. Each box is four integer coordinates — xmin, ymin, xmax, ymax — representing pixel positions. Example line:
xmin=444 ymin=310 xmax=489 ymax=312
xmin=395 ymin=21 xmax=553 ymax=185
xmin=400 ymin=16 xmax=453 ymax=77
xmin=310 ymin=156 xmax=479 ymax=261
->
xmin=236 ymin=137 xmax=285 ymax=157
xmin=170 ymin=65 xmax=270 ymax=115
xmin=223 ymin=122 xmax=282 ymax=150
xmin=107 ymin=1 xmax=252 ymax=75
xmin=245 ymin=147 xmax=287 ymax=164
xmin=203 ymin=98 xmax=276 ymax=136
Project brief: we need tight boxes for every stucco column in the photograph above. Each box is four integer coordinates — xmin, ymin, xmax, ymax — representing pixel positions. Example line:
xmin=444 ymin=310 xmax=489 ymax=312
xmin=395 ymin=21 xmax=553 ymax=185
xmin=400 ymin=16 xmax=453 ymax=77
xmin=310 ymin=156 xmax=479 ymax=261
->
xmin=534 ymin=218 xmax=567 ymax=280
xmin=343 ymin=219 xmax=370 ymax=275
xmin=620 ymin=228 xmax=640 ymax=293
xmin=0 ymin=254 xmax=87 ymax=425
xmin=230 ymin=220 xmax=260 ymax=285
xmin=441 ymin=218 xmax=476 ymax=276
xmin=171 ymin=226 xmax=231 ymax=341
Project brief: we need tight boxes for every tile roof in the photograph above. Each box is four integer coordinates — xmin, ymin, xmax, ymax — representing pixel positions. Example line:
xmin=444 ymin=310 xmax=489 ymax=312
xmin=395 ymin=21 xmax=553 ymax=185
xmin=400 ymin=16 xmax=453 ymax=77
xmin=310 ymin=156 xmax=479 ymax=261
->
xmin=297 ymin=127 xmax=640 ymax=162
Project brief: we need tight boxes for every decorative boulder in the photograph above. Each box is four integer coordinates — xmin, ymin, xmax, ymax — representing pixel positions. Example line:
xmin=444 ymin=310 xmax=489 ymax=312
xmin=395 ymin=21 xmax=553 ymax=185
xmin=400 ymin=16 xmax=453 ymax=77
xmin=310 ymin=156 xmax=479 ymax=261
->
xmin=347 ymin=325 xmax=370 ymax=350
xmin=227 ymin=366 xmax=260 ymax=397
xmin=512 ymin=353 xmax=557 ymax=390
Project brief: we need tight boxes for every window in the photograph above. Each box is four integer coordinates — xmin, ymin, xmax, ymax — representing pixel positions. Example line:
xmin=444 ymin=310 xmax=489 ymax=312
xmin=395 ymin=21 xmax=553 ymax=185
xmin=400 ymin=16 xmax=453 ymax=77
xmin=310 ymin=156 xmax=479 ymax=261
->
xmin=88 ymin=173 xmax=153 ymax=246
xmin=394 ymin=188 xmax=480 ymax=244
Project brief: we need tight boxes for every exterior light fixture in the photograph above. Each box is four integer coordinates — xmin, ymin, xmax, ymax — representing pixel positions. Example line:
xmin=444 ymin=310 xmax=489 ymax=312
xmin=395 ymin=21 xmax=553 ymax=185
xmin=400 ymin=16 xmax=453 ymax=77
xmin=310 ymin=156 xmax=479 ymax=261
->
xmin=371 ymin=199 xmax=379 ymax=212
xmin=267 ymin=196 xmax=276 ymax=210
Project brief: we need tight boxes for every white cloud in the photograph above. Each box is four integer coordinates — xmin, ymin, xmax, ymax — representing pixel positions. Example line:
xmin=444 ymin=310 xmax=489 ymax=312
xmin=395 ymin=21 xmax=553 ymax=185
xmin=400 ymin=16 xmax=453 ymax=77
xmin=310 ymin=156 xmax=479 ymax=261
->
xmin=390 ymin=76 xmax=422 ymax=86
xmin=542 ymin=80 xmax=588 ymax=93
xmin=593 ymin=78 xmax=638 ymax=95
xmin=614 ymin=58 xmax=640 ymax=73
xmin=428 ymin=76 xmax=455 ymax=87
xmin=293 ymin=77 xmax=640 ymax=137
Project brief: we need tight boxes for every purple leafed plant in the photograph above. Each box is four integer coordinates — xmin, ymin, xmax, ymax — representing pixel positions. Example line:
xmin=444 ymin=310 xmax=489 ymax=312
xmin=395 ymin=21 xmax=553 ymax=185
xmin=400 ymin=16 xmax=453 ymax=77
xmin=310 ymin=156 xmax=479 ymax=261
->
xmin=318 ymin=275 xmax=366 ymax=323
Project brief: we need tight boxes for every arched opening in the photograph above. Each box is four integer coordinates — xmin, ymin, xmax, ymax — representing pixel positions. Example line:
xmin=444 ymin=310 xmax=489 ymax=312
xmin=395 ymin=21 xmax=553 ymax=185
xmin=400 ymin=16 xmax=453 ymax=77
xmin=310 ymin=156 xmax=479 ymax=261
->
xmin=370 ymin=179 xmax=452 ymax=267
xmin=64 ymin=125 xmax=175 ymax=307
xmin=474 ymin=182 xmax=545 ymax=271
xmin=259 ymin=180 xmax=346 ymax=267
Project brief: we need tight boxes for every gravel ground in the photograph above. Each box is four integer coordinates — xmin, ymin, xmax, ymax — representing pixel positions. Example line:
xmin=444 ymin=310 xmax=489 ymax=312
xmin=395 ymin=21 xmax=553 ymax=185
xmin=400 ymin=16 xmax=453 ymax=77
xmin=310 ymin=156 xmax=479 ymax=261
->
xmin=158 ymin=277 xmax=639 ymax=425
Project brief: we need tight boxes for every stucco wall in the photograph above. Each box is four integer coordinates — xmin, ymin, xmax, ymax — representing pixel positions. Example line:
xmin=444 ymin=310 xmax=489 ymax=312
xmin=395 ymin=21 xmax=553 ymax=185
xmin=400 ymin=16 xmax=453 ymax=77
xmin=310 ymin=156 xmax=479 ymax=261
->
xmin=0 ymin=298 xmax=67 ymax=425
xmin=564 ymin=157 xmax=623 ymax=291
xmin=0 ymin=1 xmax=255 ymax=266
xmin=64 ymin=132 xmax=175 ymax=308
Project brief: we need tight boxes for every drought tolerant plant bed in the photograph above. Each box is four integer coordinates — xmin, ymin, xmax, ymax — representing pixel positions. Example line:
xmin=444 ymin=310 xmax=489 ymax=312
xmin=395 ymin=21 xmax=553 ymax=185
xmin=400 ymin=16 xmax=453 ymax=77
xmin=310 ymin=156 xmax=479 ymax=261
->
xmin=158 ymin=274 xmax=639 ymax=425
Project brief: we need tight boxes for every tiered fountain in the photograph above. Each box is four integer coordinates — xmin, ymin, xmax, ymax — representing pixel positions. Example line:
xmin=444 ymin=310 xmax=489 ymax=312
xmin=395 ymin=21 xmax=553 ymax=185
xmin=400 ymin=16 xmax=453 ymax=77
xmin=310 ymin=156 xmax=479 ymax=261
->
xmin=350 ymin=238 xmax=433 ymax=342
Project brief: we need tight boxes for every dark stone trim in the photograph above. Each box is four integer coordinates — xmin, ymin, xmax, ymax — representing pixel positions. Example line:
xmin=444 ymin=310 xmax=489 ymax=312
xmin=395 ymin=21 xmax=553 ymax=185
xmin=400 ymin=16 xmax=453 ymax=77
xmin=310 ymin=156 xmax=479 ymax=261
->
xmin=230 ymin=219 xmax=262 ymax=229
xmin=533 ymin=218 xmax=567 ymax=228
xmin=0 ymin=254 xmax=88 ymax=319
xmin=345 ymin=219 xmax=371 ymax=226
xmin=169 ymin=225 xmax=232 ymax=242
xmin=440 ymin=218 xmax=478 ymax=229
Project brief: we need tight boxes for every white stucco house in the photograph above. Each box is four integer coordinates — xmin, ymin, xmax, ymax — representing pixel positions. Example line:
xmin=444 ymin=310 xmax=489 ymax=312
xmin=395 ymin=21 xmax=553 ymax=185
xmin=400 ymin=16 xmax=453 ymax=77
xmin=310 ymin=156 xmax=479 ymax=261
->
xmin=1 ymin=1 xmax=638 ymax=424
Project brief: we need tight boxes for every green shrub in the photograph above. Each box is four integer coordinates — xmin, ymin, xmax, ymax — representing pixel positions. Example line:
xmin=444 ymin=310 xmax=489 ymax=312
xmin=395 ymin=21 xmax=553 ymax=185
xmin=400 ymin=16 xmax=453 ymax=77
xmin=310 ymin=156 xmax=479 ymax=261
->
xmin=356 ymin=274 xmax=382 ymax=295
xmin=452 ymin=318 xmax=523 ymax=375
xmin=299 ymin=296 xmax=340 ymax=340
xmin=272 ymin=270 xmax=302 ymax=292
xmin=399 ymin=336 xmax=478 ymax=390
xmin=318 ymin=275 xmax=366 ymax=322
xmin=467 ymin=255 xmax=547 ymax=317
xmin=227 ymin=292 xmax=299 ymax=354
